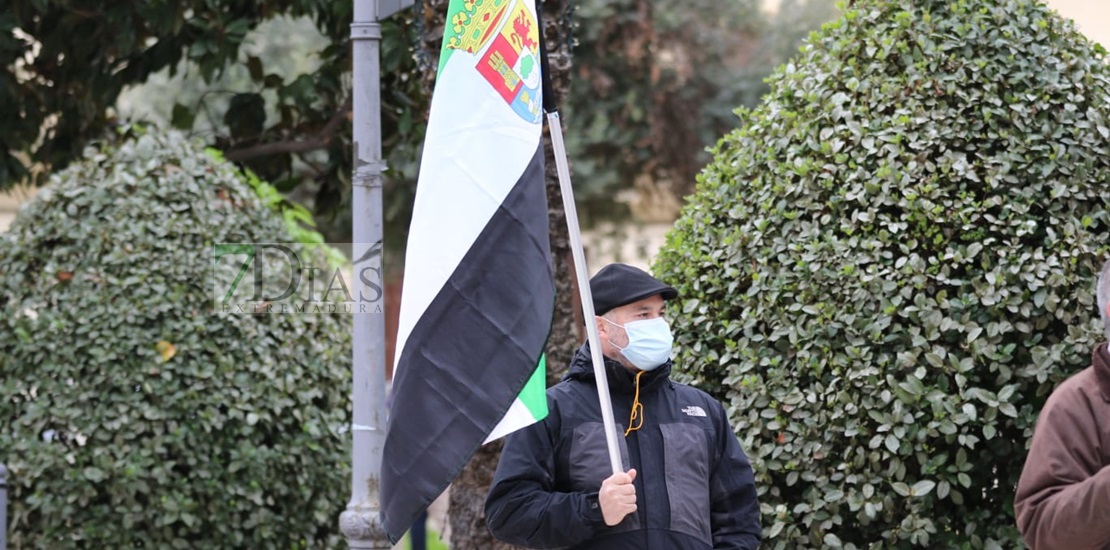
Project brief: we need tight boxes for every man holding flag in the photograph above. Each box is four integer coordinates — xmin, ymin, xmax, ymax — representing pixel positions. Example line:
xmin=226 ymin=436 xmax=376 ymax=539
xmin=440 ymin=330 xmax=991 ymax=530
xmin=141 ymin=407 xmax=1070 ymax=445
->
xmin=485 ymin=264 xmax=762 ymax=549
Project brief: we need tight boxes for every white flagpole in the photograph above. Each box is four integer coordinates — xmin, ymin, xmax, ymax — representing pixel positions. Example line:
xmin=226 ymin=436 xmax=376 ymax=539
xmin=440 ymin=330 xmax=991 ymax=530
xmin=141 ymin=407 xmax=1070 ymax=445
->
xmin=546 ymin=111 xmax=623 ymax=475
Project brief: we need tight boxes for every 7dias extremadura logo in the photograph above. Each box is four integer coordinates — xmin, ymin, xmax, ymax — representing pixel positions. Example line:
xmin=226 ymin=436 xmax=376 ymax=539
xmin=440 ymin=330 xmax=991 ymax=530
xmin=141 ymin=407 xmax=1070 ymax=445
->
xmin=212 ymin=243 xmax=383 ymax=314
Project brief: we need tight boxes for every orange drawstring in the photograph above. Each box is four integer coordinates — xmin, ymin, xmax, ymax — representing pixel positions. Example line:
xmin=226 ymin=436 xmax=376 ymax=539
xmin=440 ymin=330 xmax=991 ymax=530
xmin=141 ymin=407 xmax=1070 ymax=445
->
xmin=625 ymin=370 xmax=645 ymax=436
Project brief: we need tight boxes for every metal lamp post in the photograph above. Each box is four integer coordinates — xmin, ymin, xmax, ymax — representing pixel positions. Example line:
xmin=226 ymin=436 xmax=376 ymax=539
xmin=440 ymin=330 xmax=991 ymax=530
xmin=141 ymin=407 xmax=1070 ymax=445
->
xmin=340 ymin=0 xmax=413 ymax=548
xmin=1 ymin=462 xmax=7 ymax=550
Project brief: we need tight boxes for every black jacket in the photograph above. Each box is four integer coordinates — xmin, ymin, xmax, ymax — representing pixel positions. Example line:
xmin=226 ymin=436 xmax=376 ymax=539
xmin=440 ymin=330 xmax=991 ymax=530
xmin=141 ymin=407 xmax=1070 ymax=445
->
xmin=486 ymin=344 xmax=762 ymax=549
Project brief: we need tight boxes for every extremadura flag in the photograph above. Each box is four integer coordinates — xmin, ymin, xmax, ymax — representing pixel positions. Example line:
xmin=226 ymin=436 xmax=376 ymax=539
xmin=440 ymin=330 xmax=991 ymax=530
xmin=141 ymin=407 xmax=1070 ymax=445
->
xmin=379 ymin=0 xmax=554 ymax=542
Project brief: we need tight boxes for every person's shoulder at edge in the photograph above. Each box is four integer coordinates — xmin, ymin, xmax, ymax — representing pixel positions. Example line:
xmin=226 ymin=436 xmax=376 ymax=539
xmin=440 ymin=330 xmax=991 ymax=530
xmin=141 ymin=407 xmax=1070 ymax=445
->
xmin=1040 ymin=365 xmax=1100 ymax=415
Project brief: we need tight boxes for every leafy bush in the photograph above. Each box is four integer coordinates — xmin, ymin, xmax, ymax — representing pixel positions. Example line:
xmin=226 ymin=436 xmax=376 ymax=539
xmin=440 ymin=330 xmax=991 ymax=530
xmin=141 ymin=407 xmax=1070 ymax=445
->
xmin=655 ymin=0 xmax=1110 ymax=547
xmin=0 ymin=129 xmax=351 ymax=548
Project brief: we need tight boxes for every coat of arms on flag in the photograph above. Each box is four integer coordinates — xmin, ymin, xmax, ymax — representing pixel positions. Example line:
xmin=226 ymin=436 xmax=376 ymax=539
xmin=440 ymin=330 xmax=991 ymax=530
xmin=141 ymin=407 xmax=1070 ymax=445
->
xmin=443 ymin=0 xmax=542 ymax=123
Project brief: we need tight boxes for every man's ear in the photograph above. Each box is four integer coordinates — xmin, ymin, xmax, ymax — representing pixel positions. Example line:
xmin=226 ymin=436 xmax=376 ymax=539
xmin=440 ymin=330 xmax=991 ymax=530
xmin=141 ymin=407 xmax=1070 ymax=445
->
xmin=596 ymin=316 xmax=609 ymax=339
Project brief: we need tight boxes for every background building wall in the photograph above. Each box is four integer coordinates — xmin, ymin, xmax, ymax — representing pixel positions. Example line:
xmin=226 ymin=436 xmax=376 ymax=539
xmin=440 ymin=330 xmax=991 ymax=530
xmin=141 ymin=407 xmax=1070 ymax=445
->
xmin=1048 ymin=0 xmax=1110 ymax=47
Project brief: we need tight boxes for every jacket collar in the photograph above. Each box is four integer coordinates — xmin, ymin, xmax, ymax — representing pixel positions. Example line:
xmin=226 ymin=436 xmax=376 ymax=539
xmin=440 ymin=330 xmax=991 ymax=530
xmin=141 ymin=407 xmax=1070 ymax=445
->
xmin=564 ymin=342 xmax=672 ymax=395
xmin=1094 ymin=342 xmax=1110 ymax=402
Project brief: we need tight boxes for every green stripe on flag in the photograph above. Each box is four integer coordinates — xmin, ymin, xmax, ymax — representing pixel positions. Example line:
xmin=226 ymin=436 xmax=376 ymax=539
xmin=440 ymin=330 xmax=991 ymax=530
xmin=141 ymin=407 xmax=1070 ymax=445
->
xmin=485 ymin=352 xmax=549 ymax=444
xmin=521 ymin=355 xmax=548 ymax=421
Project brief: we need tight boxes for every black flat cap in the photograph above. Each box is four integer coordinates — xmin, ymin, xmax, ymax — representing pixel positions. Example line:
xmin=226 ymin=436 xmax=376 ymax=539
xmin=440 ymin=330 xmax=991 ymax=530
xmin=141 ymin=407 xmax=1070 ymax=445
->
xmin=590 ymin=263 xmax=678 ymax=315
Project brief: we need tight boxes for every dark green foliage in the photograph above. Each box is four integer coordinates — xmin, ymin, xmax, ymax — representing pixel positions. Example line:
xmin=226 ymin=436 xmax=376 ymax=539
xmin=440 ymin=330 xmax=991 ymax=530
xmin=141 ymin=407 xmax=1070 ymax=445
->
xmin=564 ymin=0 xmax=838 ymax=217
xmin=0 ymin=130 xmax=351 ymax=548
xmin=1 ymin=1 xmax=427 ymax=246
xmin=655 ymin=0 xmax=1110 ymax=547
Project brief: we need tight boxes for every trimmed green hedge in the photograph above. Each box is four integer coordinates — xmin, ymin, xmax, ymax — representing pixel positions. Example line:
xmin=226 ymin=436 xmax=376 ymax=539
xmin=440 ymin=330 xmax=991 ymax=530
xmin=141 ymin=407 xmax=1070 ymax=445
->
xmin=656 ymin=0 xmax=1110 ymax=547
xmin=0 ymin=130 xmax=351 ymax=548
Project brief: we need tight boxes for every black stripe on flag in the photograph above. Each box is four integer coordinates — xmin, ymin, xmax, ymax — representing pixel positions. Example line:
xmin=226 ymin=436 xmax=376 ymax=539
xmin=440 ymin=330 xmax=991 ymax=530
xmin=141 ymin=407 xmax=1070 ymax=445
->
xmin=380 ymin=142 xmax=554 ymax=542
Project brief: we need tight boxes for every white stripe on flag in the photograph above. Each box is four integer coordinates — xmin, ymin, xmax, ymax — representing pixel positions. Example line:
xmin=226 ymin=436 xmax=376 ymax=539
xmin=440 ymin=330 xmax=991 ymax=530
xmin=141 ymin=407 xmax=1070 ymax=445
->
xmin=485 ymin=397 xmax=539 ymax=444
xmin=393 ymin=42 xmax=542 ymax=375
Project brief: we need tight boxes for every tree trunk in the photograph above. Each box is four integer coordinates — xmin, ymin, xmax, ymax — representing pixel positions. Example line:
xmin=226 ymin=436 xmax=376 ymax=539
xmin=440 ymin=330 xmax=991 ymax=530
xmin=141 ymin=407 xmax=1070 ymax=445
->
xmin=441 ymin=0 xmax=576 ymax=548
xmin=539 ymin=0 xmax=580 ymax=387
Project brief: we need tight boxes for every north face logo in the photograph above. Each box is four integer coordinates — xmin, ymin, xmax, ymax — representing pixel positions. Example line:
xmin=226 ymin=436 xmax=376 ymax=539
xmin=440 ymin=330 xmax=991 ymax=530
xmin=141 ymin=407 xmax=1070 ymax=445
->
xmin=682 ymin=405 xmax=707 ymax=417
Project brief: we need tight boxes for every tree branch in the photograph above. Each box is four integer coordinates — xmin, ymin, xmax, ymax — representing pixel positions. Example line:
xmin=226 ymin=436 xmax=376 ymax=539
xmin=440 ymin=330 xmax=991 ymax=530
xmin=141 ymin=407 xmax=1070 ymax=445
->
xmin=223 ymin=98 xmax=351 ymax=162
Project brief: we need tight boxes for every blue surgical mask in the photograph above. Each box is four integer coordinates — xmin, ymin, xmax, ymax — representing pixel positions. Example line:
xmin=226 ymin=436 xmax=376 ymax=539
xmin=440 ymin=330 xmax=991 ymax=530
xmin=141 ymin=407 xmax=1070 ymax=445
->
xmin=604 ymin=317 xmax=674 ymax=371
